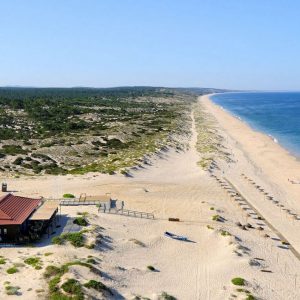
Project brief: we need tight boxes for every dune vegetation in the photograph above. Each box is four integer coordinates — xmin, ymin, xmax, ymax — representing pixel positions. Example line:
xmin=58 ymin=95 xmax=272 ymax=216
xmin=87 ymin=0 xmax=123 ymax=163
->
xmin=0 ymin=87 xmax=198 ymax=176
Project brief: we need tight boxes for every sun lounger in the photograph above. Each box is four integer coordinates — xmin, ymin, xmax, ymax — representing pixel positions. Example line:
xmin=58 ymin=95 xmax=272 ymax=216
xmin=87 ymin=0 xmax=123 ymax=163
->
xmin=164 ymin=231 xmax=188 ymax=241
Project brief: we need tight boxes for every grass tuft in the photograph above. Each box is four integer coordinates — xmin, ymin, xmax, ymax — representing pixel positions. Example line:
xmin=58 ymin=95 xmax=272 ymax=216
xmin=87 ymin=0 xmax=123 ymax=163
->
xmin=6 ymin=267 xmax=18 ymax=274
xmin=24 ymin=256 xmax=42 ymax=269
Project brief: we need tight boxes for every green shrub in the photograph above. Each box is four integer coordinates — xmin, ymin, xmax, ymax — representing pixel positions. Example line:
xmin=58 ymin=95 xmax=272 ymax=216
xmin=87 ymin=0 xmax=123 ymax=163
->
xmin=6 ymin=267 xmax=18 ymax=274
xmin=63 ymin=193 xmax=75 ymax=198
xmin=13 ymin=157 xmax=23 ymax=165
xmin=231 ymin=277 xmax=245 ymax=286
xmin=160 ymin=292 xmax=177 ymax=300
xmin=24 ymin=257 xmax=42 ymax=269
xmin=147 ymin=265 xmax=155 ymax=271
xmin=52 ymin=231 xmax=85 ymax=247
xmin=73 ymin=217 xmax=88 ymax=226
xmin=220 ymin=230 xmax=231 ymax=236
xmin=63 ymin=232 xmax=85 ymax=247
xmin=84 ymin=280 xmax=112 ymax=294
xmin=246 ymin=295 xmax=255 ymax=300
xmin=49 ymin=275 xmax=61 ymax=293
xmin=86 ymin=258 xmax=97 ymax=264
xmin=1 ymin=145 xmax=28 ymax=155
xmin=5 ymin=285 xmax=20 ymax=295
xmin=44 ymin=265 xmax=61 ymax=278
xmin=212 ymin=214 xmax=224 ymax=222
xmin=0 ymin=257 xmax=6 ymax=264
xmin=212 ymin=214 xmax=220 ymax=221
xmin=52 ymin=236 xmax=64 ymax=245
xmin=61 ymin=278 xmax=82 ymax=295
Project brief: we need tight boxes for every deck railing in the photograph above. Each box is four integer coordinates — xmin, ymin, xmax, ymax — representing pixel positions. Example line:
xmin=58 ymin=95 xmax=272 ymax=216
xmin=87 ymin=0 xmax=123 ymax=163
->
xmin=99 ymin=208 xmax=155 ymax=219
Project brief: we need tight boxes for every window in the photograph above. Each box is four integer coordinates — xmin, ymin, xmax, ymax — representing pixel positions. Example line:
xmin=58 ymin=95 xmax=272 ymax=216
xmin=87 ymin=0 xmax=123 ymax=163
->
xmin=3 ymin=228 xmax=7 ymax=234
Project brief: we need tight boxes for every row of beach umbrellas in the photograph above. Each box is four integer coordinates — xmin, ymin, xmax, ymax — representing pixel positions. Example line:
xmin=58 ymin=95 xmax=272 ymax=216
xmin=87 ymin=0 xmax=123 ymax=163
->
xmin=241 ymin=173 xmax=299 ymax=221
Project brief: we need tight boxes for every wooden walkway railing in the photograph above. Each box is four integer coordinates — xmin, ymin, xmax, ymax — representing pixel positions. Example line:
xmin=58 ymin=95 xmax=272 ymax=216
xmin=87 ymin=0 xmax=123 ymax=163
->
xmin=60 ymin=200 xmax=100 ymax=206
xmin=99 ymin=208 xmax=155 ymax=219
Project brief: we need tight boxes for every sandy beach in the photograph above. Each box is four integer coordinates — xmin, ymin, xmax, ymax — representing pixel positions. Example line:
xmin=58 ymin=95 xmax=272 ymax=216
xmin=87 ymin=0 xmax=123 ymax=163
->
xmin=0 ymin=95 xmax=300 ymax=299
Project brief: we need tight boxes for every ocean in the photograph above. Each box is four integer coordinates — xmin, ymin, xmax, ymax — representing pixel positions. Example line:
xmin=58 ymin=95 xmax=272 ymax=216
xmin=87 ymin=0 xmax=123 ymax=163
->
xmin=210 ymin=92 xmax=300 ymax=157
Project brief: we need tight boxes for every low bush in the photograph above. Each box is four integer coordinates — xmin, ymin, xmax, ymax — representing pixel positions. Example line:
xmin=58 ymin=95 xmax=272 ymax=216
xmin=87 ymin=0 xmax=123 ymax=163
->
xmin=0 ymin=257 xmax=6 ymax=264
xmin=231 ymin=277 xmax=245 ymax=286
xmin=44 ymin=265 xmax=61 ymax=278
xmin=84 ymin=280 xmax=112 ymax=294
xmin=1 ymin=144 xmax=28 ymax=156
xmin=24 ymin=257 xmax=42 ymax=269
xmin=13 ymin=157 xmax=23 ymax=165
xmin=5 ymin=285 xmax=20 ymax=295
xmin=63 ymin=232 xmax=85 ymax=247
xmin=73 ymin=217 xmax=88 ymax=226
xmin=212 ymin=214 xmax=224 ymax=222
xmin=86 ymin=258 xmax=97 ymax=264
xmin=52 ymin=231 xmax=85 ymax=247
xmin=52 ymin=236 xmax=64 ymax=245
xmin=159 ymin=292 xmax=177 ymax=300
xmin=63 ymin=193 xmax=75 ymax=198
xmin=45 ymin=261 xmax=100 ymax=300
xmin=220 ymin=230 xmax=231 ymax=237
xmin=6 ymin=267 xmax=18 ymax=274
xmin=49 ymin=275 xmax=61 ymax=293
xmin=61 ymin=278 xmax=82 ymax=295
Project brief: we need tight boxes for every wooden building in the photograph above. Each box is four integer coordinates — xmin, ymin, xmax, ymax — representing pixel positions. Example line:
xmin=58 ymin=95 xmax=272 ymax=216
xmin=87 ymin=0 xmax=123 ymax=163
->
xmin=0 ymin=193 xmax=59 ymax=243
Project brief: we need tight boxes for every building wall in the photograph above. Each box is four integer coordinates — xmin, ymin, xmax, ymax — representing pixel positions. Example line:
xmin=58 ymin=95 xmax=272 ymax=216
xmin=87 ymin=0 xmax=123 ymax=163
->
xmin=0 ymin=225 xmax=21 ymax=242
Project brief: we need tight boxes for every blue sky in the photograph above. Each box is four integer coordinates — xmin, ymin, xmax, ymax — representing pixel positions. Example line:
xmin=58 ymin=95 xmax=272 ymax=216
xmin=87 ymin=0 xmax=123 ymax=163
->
xmin=0 ymin=1 xmax=299 ymax=90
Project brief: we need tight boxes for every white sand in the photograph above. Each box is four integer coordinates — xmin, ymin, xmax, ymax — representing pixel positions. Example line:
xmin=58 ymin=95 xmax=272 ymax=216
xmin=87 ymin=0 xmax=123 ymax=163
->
xmin=0 ymin=98 xmax=299 ymax=299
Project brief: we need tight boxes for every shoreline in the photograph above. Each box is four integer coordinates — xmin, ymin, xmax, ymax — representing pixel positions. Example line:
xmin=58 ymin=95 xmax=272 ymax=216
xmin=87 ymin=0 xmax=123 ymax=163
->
xmin=201 ymin=94 xmax=300 ymax=253
xmin=206 ymin=93 xmax=300 ymax=173
xmin=209 ymin=92 xmax=300 ymax=160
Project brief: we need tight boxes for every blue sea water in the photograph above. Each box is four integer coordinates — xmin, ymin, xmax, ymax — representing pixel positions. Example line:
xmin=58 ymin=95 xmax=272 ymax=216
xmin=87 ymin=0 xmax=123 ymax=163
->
xmin=211 ymin=92 xmax=300 ymax=157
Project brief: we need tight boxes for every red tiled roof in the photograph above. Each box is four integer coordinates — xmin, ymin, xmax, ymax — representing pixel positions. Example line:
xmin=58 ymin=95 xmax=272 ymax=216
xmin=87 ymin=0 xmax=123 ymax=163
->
xmin=0 ymin=194 xmax=42 ymax=225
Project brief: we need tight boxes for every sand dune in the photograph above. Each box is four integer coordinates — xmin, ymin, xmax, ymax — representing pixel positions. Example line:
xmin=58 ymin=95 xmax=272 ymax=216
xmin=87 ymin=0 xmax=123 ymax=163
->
xmin=0 ymin=97 xmax=299 ymax=299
